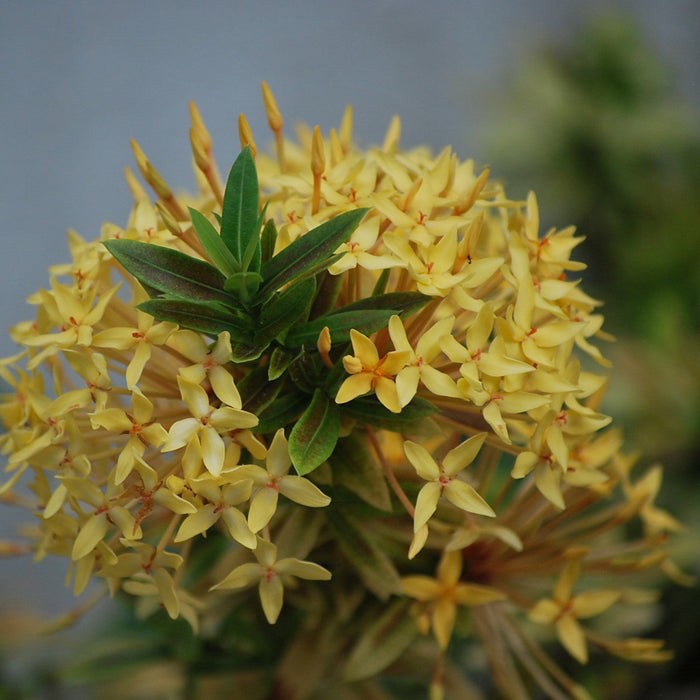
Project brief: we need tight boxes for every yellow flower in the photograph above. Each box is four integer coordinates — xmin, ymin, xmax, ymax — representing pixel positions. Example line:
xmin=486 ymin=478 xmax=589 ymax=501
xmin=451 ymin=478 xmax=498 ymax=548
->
xmin=402 ymin=550 xmax=505 ymax=649
xmin=336 ymin=328 xmax=410 ymax=413
xmin=210 ymin=537 xmax=331 ymax=624
xmin=161 ymin=377 xmax=258 ymax=478
xmin=231 ymin=429 xmax=331 ymax=533
xmin=529 ymin=550 xmax=621 ymax=663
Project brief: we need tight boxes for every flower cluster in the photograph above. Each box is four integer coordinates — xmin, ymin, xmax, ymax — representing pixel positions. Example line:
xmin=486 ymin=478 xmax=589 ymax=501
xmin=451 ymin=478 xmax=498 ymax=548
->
xmin=0 ymin=85 xmax=685 ymax=698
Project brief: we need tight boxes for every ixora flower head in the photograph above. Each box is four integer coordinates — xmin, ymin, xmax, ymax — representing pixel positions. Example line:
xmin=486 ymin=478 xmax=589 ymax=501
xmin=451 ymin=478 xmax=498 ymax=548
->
xmin=0 ymin=83 xmax=688 ymax=698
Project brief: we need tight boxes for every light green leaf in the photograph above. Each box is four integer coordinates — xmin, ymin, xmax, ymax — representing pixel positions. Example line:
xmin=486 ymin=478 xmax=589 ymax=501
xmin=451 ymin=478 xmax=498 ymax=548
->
xmin=188 ymin=207 xmax=240 ymax=276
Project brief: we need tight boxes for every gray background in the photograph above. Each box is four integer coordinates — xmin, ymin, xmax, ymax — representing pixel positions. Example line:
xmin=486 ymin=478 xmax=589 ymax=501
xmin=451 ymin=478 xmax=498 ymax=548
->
xmin=1 ymin=0 xmax=698 ymax=628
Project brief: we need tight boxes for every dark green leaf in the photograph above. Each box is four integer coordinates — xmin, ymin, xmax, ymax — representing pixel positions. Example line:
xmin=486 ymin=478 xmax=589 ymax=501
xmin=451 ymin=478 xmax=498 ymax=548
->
xmin=220 ymin=147 xmax=260 ymax=268
xmin=188 ymin=207 xmax=240 ymax=276
xmin=330 ymin=291 xmax=430 ymax=318
xmin=258 ymin=208 xmax=368 ymax=298
xmin=268 ymin=346 xmax=301 ymax=381
xmin=104 ymin=239 xmax=231 ymax=303
xmin=342 ymin=601 xmax=418 ymax=681
xmin=238 ymin=367 xmax=282 ymax=416
xmin=309 ymin=271 xmax=344 ymax=319
xmin=329 ymin=433 xmax=392 ymax=511
xmin=260 ymin=218 xmax=277 ymax=264
xmin=137 ymin=298 xmax=252 ymax=339
xmin=256 ymin=277 xmax=316 ymax=346
xmin=285 ymin=309 xmax=396 ymax=348
xmin=328 ymin=509 xmax=402 ymax=599
xmin=342 ymin=396 xmax=438 ymax=431
xmin=255 ymin=391 xmax=308 ymax=434
xmin=288 ymin=388 xmax=340 ymax=475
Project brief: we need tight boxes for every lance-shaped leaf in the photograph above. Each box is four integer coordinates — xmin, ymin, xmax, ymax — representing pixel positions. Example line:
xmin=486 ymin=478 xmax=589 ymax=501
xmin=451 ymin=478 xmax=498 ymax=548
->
xmin=342 ymin=396 xmax=438 ymax=432
xmin=285 ymin=291 xmax=429 ymax=348
xmin=328 ymin=509 xmax=402 ymax=600
xmin=260 ymin=218 xmax=277 ymax=264
xmin=258 ymin=208 xmax=368 ymax=299
xmin=188 ymin=207 xmax=240 ymax=276
xmin=288 ymin=388 xmax=340 ymax=475
xmin=255 ymin=391 xmax=308 ymax=435
xmin=256 ymin=277 xmax=316 ymax=346
xmin=285 ymin=309 xmax=397 ymax=349
xmin=104 ymin=239 xmax=231 ymax=304
xmin=342 ymin=601 xmax=418 ymax=681
xmin=137 ymin=298 xmax=252 ymax=339
xmin=220 ymin=146 xmax=260 ymax=270
xmin=329 ymin=434 xmax=392 ymax=512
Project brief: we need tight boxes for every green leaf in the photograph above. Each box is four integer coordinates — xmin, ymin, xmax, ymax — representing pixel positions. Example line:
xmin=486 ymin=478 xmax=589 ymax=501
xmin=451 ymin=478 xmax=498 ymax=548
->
xmin=329 ymin=433 xmax=392 ymax=512
xmin=258 ymin=208 xmax=368 ymax=298
xmin=255 ymin=391 xmax=308 ymax=434
xmin=328 ymin=509 xmax=402 ymax=600
xmin=224 ymin=271 xmax=263 ymax=301
xmin=137 ymin=298 xmax=252 ymax=339
xmin=104 ymin=239 xmax=231 ymax=304
xmin=342 ymin=601 xmax=418 ymax=681
xmin=285 ymin=309 xmax=396 ymax=348
xmin=288 ymin=388 xmax=340 ymax=475
xmin=333 ymin=291 xmax=430 ymax=317
xmin=268 ymin=346 xmax=301 ymax=381
xmin=238 ymin=367 xmax=282 ymax=416
xmin=342 ymin=396 xmax=439 ymax=432
xmin=256 ymin=277 xmax=316 ymax=346
xmin=260 ymin=218 xmax=278 ymax=264
xmin=220 ymin=146 xmax=260 ymax=269
xmin=188 ymin=207 xmax=240 ymax=276
xmin=284 ymin=292 xmax=429 ymax=348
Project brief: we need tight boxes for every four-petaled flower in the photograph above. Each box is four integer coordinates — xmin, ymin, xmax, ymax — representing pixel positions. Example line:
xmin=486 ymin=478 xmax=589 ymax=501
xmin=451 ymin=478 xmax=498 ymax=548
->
xmin=335 ymin=329 xmax=410 ymax=413
xmin=211 ymin=537 xmax=331 ymax=624
xmin=402 ymin=550 xmax=505 ymax=649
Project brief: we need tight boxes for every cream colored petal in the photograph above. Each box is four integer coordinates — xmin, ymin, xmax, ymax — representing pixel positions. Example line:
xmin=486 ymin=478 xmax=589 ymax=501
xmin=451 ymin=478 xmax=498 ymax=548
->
xmin=556 ymin=614 xmax=588 ymax=664
xmin=275 ymin=557 xmax=332 ymax=580
xmin=375 ymin=376 xmax=402 ymax=413
xmin=408 ymin=524 xmax=429 ymax=560
xmin=572 ymin=590 xmax=620 ymax=619
xmin=174 ymin=504 xmax=219 ymax=542
xmin=478 ymin=352 xmax=533 ymax=377
xmin=403 ymin=441 xmax=441 ymax=480
xmin=482 ymin=401 xmax=510 ymax=444
xmin=335 ymin=373 xmax=373 ymax=404
xmin=453 ymin=583 xmax=505 ymax=606
xmin=267 ymin=428 xmax=291 ymax=478
xmin=444 ymin=480 xmax=495 ymax=518
xmin=92 ymin=327 xmax=137 ymax=350
xmin=209 ymin=365 xmax=242 ymax=409
xmin=401 ymin=575 xmax=441 ymax=601
xmin=529 ymin=599 xmax=561 ymax=624
xmin=511 ymin=451 xmax=539 ymax=479
xmin=395 ymin=366 xmax=420 ymax=407
xmin=162 ymin=417 xmax=200 ymax=452
xmin=201 ymin=425 xmax=225 ymax=477
xmin=414 ymin=482 xmax=441 ymax=531
xmin=442 ymin=433 xmax=486 ymax=475
xmin=388 ymin=315 xmax=411 ymax=353
xmin=278 ymin=475 xmax=331 ymax=508
xmin=498 ymin=392 xmax=550 ymax=414
xmin=248 ymin=486 xmax=279 ymax=533
xmin=89 ymin=408 xmax=133 ymax=433
xmin=535 ymin=464 xmax=565 ymax=510
xmin=259 ymin=574 xmax=284 ymax=624
xmin=178 ymin=377 xmax=210 ymax=418
xmin=126 ymin=341 xmax=151 ymax=388
xmin=72 ymin=512 xmax=109 ymax=560
xmin=380 ymin=350 xmax=411 ymax=375
xmin=418 ymin=365 xmax=462 ymax=398
xmin=210 ymin=562 xmax=264 ymax=590
xmin=349 ymin=329 xmax=379 ymax=367
xmin=432 ymin=597 xmax=456 ymax=649
xmin=152 ymin=567 xmax=179 ymax=620
xmin=209 ymin=406 xmax=259 ymax=431
xmin=154 ymin=488 xmax=197 ymax=515
xmin=221 ymin=507 xmax=257 ymax=549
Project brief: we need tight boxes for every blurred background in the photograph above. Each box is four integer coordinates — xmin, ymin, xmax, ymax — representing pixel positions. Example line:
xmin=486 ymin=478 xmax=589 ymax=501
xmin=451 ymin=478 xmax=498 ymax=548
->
xmin=1 ymin=1 xmax=698 ymax=697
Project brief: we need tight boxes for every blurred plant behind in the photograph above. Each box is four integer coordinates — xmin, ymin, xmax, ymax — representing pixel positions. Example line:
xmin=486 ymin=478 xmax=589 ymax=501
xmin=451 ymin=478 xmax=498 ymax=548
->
xmin=484 ymin=13 xmax=699 ymax=698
